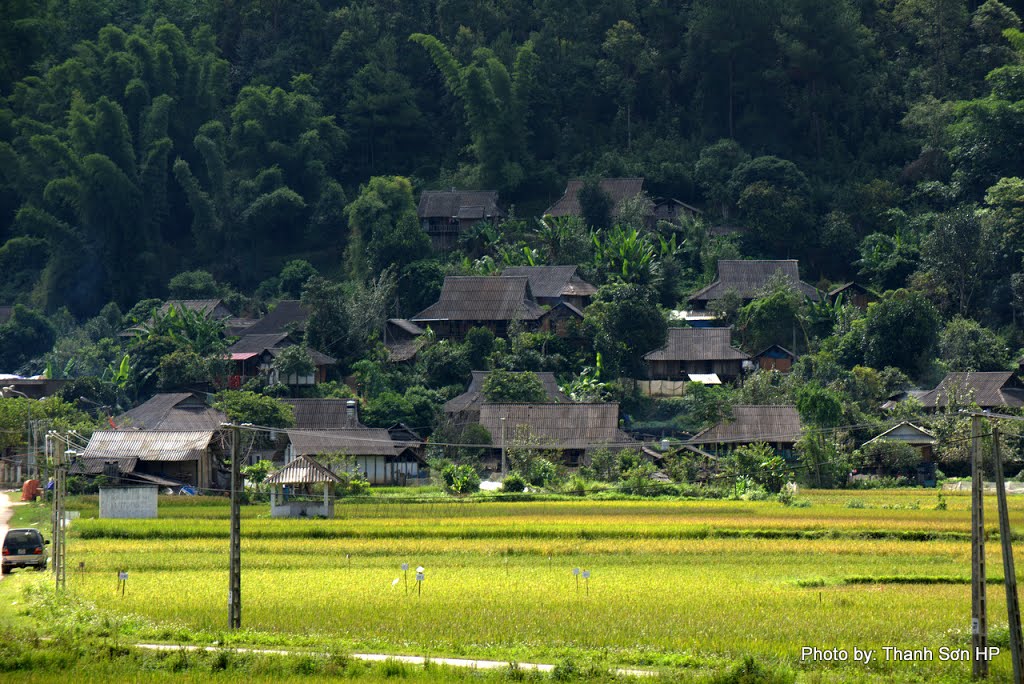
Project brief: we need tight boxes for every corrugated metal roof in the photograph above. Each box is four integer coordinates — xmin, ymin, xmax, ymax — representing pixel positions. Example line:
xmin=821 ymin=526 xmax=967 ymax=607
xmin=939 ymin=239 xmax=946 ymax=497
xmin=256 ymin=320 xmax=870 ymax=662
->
xmin=478 ymin=403 xmax=622 ymax=450
xmin=418 ymin=190 xmax=503 ymax=219
xmin=444 ymin=371 xmax=568 ymax=415
xmin=82 ymin=430 xmax=216 ymax=462
xmin=287 ymin=429 xmax=401 ymax=456
xmin=501 ymin=266 xmax=597 ymax=300
xmin=689 ymin=405 xmax=802 ymax=445
xmin=688 ymin=260 xmax=821 ymax=303
xmin=266 ymin=455 xmax=342 ymax=485
xmin=68 ymin=454 xmax=138 ymax=475
xmin=643 ymin=328 xmax=749 ymax=362
xmin=411 ymin=276 xmax=545 ymax=322
xmin=545 ymin=178 xmax=645 ymax=217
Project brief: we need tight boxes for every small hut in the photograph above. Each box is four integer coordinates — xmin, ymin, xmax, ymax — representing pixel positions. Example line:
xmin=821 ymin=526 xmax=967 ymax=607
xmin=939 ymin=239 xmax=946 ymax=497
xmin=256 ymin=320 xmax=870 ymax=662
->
xmin=265 ymin=455 xmax=341 ymax=518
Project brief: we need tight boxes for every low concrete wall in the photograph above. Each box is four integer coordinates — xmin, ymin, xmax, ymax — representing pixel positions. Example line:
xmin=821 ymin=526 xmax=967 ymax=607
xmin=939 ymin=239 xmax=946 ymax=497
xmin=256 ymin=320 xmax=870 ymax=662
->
xmin=271 ymin=501 xmax=334 ymax=518
xmin=99 ymin=486 xmax=158 ymax=518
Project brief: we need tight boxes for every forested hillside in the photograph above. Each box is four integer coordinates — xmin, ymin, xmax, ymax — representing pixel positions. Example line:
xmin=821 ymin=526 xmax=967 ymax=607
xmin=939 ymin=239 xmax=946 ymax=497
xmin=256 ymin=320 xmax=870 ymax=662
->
xmin=3 ymin=0 xmax=1024 ymax=484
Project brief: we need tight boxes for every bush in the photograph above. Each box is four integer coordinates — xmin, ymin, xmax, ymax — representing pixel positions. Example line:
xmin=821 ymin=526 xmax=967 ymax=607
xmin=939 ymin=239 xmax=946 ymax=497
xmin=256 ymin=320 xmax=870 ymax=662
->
xmin=501 ymin=471 xmax=527 ymax=493
xmin=441 ymin=463 xmax=480 ymax=495
xmin=562 ymin=473 xmax=588 ymax=496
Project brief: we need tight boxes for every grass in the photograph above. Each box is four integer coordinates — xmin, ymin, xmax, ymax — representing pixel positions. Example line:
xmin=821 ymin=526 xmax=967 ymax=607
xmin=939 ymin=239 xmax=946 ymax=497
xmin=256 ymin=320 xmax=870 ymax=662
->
xmin=2 ymin=488 xmax=1022 ymax=681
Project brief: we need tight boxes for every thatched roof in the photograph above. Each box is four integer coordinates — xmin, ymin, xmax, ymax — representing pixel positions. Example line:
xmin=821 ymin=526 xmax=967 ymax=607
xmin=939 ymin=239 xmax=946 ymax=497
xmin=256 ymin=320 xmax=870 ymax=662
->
xmin=265 ymin=455 xmax=342 ymax=485
xmin=245 ymin=300 xmax=309 ymax=335
xmin=116 ymin=394 xmax=226 ymax=431
xmin=501 ymin=266 xmax=597 ymax=300
xmin=545 ymin=178 xmax=644 ymax=217
xmin=689 ymin=405 xmax=802 ymax=445
xmin=478 ymin=403 xmax=625 ymax=450
xmin=287 ymin=429 xmax=403 ymax=457
xmin=411 ymin=276 xmax=544 ymax=322
xmin=280 ymin=399 xmax=361 ymax=429
xmin=643 ymin=328 xmax=749 ymax=362
xmin=919 ymin=371 xmax=1024 ymax=409
xmin=443 ymin=371 xmax=568 ymax=415
xmin=418 ymin=189 xmax=503 ymax=220
xmin=688 ymin=260 xmax=820 ymax=303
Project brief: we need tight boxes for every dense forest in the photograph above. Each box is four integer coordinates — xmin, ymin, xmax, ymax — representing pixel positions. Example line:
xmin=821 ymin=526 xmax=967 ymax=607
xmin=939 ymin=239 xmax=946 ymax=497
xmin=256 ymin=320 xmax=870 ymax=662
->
xmin=3 ymin=0 xmax=1024 ymax=486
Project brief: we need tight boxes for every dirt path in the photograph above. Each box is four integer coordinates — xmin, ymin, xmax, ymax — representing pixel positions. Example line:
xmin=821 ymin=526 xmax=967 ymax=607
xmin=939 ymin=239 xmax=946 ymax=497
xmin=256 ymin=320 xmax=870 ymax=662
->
xmin=133 ymin=644 xmax=657 ymax=678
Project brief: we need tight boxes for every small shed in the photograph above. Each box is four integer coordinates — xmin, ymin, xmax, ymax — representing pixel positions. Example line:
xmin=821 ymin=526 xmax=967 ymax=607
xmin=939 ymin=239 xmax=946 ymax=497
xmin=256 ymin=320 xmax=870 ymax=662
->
xmin=861 ymin=421 xmax=938 ymax=486
xmin=265 ymin=455 xmax=342 ymax=518
xmin=752 ymin=345 xmax=796 ymax=373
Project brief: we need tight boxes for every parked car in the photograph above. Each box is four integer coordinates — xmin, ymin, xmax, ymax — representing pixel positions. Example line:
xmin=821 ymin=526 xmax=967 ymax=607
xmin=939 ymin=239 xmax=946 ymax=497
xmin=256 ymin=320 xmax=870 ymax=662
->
xmin=2 ymin=528 xmax=48 ymax=574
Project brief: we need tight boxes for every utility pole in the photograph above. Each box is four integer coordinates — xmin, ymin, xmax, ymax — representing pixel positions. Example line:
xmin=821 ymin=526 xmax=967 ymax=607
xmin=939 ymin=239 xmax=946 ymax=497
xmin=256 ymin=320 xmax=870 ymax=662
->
xmin=971 ymin=414 xmax=988 ymax=679
xmin=54 ymin=445 xmax=68 ymax=591
xmin=228 ymin=424 xmax=241 ymax=629
xmin=994 ymin=427 xmax=1024 ymax=683
xmin=500 ymin=417 xmax=507 ymax=477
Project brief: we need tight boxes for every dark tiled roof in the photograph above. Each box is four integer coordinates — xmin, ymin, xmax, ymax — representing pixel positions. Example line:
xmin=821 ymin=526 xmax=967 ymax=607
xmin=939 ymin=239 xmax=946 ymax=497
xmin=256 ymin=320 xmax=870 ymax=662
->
xmin=919 ymin=372 xmax=1024 ymax=409
xmin=280 ymin=399 xmax=361 ymax=429
xmin=245 ymin=300 xmax=309 ymax=335
xmin=828 ymin=282 xmax=877 ymax=298
xmin=228 ymin=333 xmax=290 ymax=354
xmin=265 ymin=455 xmax=342 ymax=485
xmin=116 ymin=394 xmax=226 ymax=431
xmin=287 ymin=428 xmax=402 ymax=456
xmin=478 ymin=403 xmax=623 ymax=450
xmin=387 ymin=319 xmax=425 ymax=337
xmin=643 ymin=328 xmax=749 ymax=362
xmin=501 ymin=266 xmax=597 ymax=299
xmin=411 ymin=276 xmax=544 ymax=322
xmin=753 ymin=344 xmax=796 ymax=359
xmin=81 ymin=430 xmax=217 ymax=462
xmin=545 ymin=178 xmax=645 ymax=217
xmin=689 ymin=405 xmax=803 ymax=445
xmin=444 ymin=371 xmax=569 ymax=414
xmin=265 ymin=346 xmax=336 ymax=367
xmin=418 ymin=190 xmax=503 ymax=219
xmin=688 ymin=260 xmax=821 ymax=303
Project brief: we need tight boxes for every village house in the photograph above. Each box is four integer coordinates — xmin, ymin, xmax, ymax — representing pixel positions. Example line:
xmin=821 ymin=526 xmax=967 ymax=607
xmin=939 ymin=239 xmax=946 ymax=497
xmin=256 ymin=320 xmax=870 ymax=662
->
xmin=918 ymin=371 xmax=1024 ymax=411
xmin=478 ymin=402 xmax=631 ymax=468
xmin=859 ymin=421 xmax=938 ymax=486
xmin=751 ymin=345 xmax=797 ymax=373
xmin=687 ymin=260 xmax=821 ymax=312
xmin=827 ymin=282 xmax=878 ymax=310
xmin=114 ymin=392 xmax=226 ymax=430
xmin=410 ymin=276 xmax=547 ymax=339
xmin=688 ymin=405 xmax=803 ymax=460
xmin=642 ymin=327 xmax=750 ymax=385
xmin=383 ymin=318 xmax=426 ymax=363
xmin=443 ymin=371 xmax=568 ymax=425
xmin=243 ymin=299 xmax=309 ymax=336
xmin=226 ymin=333 xmax=335 ymax=388
xmin=651 ymin=197 xmax=703 ymax=226
xmin=501 ymin=265 xmax=597 ymax=310
xmin=73 ymin=429 xmax=222 ymax=490
xmin=277 ymin=398 xmax=424 ymax=486
xmin=544 ymin=177 xmax=645 ymax=219
xmin=417 ymin=189 xmax=504 ymax=251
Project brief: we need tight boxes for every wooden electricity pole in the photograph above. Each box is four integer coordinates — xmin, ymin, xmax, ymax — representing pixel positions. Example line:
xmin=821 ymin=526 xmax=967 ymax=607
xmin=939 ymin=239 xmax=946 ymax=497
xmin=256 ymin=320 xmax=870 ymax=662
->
xmin=228 ymin=424 xmax=241 ymax=629
xmin=993 ymin=427 xmax=1024 ymax=684
xmin=971 ymin=414 xmax=988 ymax=679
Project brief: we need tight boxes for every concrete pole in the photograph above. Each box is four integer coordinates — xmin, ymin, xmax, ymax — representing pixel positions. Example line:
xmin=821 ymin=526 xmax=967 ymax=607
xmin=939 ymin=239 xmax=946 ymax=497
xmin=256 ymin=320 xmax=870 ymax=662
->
xmin=971 ymin=414 xmax=988 ymax=679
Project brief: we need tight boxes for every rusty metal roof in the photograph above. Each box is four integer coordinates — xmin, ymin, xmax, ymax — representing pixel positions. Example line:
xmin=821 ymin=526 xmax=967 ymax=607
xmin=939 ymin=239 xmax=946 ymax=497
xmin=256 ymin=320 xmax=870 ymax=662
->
xmin=82 ymin=430 xmax=216 ymax=462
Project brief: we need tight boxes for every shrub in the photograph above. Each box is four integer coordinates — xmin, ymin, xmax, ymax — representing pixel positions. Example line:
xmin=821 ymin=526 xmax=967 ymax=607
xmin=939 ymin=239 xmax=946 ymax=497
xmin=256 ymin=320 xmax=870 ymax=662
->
xmin=441 ymin=463 xmax=480 ymax=495
xmin=562 ymin=473 xmax=588 ymax=496
xmin=501 ymin=472 xmax=527 ymax=493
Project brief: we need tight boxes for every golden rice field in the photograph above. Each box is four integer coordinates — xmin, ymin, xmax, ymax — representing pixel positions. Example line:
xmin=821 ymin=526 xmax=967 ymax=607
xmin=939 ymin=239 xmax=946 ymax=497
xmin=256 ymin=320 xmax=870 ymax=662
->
xmin=42 ymin=489 xmax=1024 ymax=681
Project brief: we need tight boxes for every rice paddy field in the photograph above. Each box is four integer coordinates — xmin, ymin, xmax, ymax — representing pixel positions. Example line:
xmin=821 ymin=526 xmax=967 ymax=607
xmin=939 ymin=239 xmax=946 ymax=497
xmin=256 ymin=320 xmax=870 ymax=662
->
xmin=8 ymin=488 xmax=1024 ymax=682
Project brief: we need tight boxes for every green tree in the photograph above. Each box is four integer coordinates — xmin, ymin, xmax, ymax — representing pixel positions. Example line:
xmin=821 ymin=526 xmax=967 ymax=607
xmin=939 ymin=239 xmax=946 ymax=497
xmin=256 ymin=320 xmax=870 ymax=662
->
xmin=597 ymin=20 xmax=655 ymax=149
xmin=583 ymin=282 xmax=666 ymax=378
xmin=279 ymin=260 xmax=318 ymax=299
xmin=0 ymin=305 xmax=56 ymax=372
xmin=213 ymin=390 xmax=294 ymax=428
xmin=694 ymin=139 xmax=750 ymax=218
xmin=863 ymin=289 xmax=940 ymax=377
xmin=937 ymin=316 xmax=1009 ymax=371
xmin=168 ymin=270 xmax=221 ymax=299
xmin=345 ymin=176 xmax=429 ymax=277
xmin=482 ymin=369 xmax=548 ymax=403
xmin=918 ymin=206 xmax=994 ymax=315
